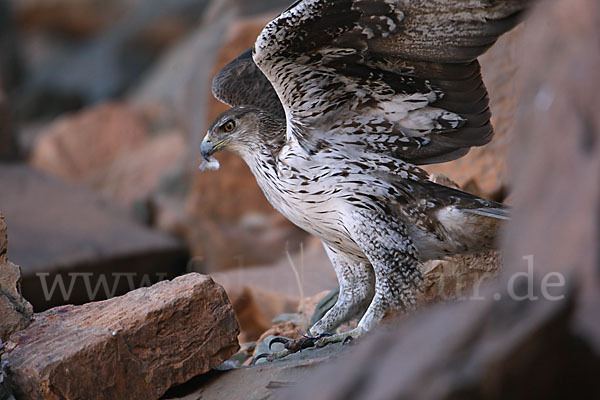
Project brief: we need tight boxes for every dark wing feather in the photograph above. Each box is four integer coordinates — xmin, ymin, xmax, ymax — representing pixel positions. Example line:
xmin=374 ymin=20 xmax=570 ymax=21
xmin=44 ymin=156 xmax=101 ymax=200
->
xmin=211 ymin=48 xmax=285 ymax=120
xmin=253 ymin=0 xmax=530 ymax=165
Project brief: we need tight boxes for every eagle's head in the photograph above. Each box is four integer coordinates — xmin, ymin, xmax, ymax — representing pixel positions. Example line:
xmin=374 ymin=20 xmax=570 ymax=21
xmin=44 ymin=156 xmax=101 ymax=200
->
xmin=201 ymin=106 xmax=266 ymax=163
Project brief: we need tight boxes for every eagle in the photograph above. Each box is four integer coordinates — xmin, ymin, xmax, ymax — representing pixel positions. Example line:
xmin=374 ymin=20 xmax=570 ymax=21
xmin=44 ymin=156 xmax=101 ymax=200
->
xmin=200 ymin=0 xmax=526 ymax=361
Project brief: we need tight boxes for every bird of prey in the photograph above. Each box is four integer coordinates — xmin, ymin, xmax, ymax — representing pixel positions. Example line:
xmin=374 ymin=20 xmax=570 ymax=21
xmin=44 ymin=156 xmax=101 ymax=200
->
xmin=201 ymin=0 xmax=526 ymax=360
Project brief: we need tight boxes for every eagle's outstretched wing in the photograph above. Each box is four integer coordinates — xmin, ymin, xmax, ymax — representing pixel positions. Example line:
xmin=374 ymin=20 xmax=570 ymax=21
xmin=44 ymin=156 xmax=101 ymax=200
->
xmin=212 ymin=48 xmax=285 ymax=120
xmin=249 ymin=0 xmax=528 ymax=165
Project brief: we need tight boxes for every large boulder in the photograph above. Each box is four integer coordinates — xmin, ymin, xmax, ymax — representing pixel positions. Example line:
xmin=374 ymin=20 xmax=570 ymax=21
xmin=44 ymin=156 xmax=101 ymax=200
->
xmin=1 ymin=273 xmax=239 ymax=400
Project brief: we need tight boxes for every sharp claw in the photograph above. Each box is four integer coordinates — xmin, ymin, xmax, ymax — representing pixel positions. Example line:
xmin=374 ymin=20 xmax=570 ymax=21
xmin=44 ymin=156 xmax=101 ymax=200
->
xmin=269 ymin=336 xmax=291 ymax=351
xmin=299 ymin=337 xmax=317 ymax=350
xmin=342 ymin=335 xmax=354 ymax=345
xmin=297 ymin=331 xmax=333 ymax=350
xmin=252 ymin=353 xmax=270 ymax=366
xmin=263 ymin=331 xmax=340 ymax=358
xmin=252 ymin=330 xmax=347 ymax=365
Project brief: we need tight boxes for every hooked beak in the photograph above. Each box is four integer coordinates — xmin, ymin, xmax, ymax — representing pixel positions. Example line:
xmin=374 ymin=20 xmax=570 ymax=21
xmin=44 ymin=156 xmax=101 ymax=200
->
xmin=200 ymin=139 xmax=215 ymax=162
xmin=201 ymin=134 xmax=226 ymax=161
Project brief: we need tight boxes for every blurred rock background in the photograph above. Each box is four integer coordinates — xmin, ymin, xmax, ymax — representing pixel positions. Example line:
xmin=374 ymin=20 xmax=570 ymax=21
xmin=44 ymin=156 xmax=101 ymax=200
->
xmin=1 ymin=0 xmax=513 ymax=341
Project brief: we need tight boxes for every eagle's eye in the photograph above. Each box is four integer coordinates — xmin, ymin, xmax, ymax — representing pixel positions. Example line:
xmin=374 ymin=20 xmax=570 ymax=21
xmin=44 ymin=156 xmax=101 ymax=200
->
xmin=223 ymin=120 xmax=236 ymax=133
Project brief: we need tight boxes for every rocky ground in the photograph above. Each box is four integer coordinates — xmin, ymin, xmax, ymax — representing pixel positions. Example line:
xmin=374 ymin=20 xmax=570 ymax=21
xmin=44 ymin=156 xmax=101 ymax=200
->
xmin=1 ymin=0 xmax=599 ymax=398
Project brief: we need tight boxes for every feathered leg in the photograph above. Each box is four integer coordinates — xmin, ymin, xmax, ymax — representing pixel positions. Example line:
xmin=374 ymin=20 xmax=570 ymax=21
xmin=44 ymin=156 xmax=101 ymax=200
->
xmin=253 ymin=210 xmax=423 ymax=363
xmin=309 ymin=243 xmax=374 ymax=334
xmin=312 ymin=209 xmax=424 ymax=347
xmin=254 ymin=244 xmax=374 ymax=363
xmin=350 ymin=209 xmax=423 ymax=330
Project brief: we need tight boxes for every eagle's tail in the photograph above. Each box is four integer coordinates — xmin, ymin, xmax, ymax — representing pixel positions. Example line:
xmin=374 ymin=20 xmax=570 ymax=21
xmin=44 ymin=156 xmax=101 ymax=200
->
xmin=436 ymin=201 xmax=510 ymax=255
xmin=464 ymin=206 xmax=511 ymax=221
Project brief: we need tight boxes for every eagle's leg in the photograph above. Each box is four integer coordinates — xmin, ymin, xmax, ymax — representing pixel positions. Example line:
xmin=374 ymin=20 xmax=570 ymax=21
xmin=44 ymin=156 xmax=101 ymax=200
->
xmin=308 ymin=243 xmax=375 ymax=335
xmin=253 ymin=211 xmax=422 ymax=363
xmin=350 ymin=209 xmax=423 ymax=328
xmin=254 ymin=245 xmax=374 ymax=364
xmin=354 ymin=210 xmax=423 ymax=331
xmin=313 ymin=209 xmax=424 ymax=347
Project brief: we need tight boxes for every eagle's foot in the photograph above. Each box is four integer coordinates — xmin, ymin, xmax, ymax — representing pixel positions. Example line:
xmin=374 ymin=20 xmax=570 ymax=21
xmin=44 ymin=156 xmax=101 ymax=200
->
xmin=269 ymin=330 xmax=333 ymax=352
xmin=252 ymin=349 xmax=292 ymax=365
xmin=252 ymin=330 xmax=335 ymax=364
xmin=314 ymin=326 xmax=365 ymax=348
xmin=252 ymin=328 xmax=365 ymax=365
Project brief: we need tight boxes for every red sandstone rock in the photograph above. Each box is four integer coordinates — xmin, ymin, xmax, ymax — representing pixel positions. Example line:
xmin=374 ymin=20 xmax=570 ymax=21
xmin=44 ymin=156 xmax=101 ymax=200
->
xmin=2 ymin=273 xmax=239 ymax=400
xmin=30 ymin=102 xmax=148 ymax=182
xmin=90 ymin=131 xmax=186 ymax=207
xmin=0 ymin=213 xmax=34 ymax=342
